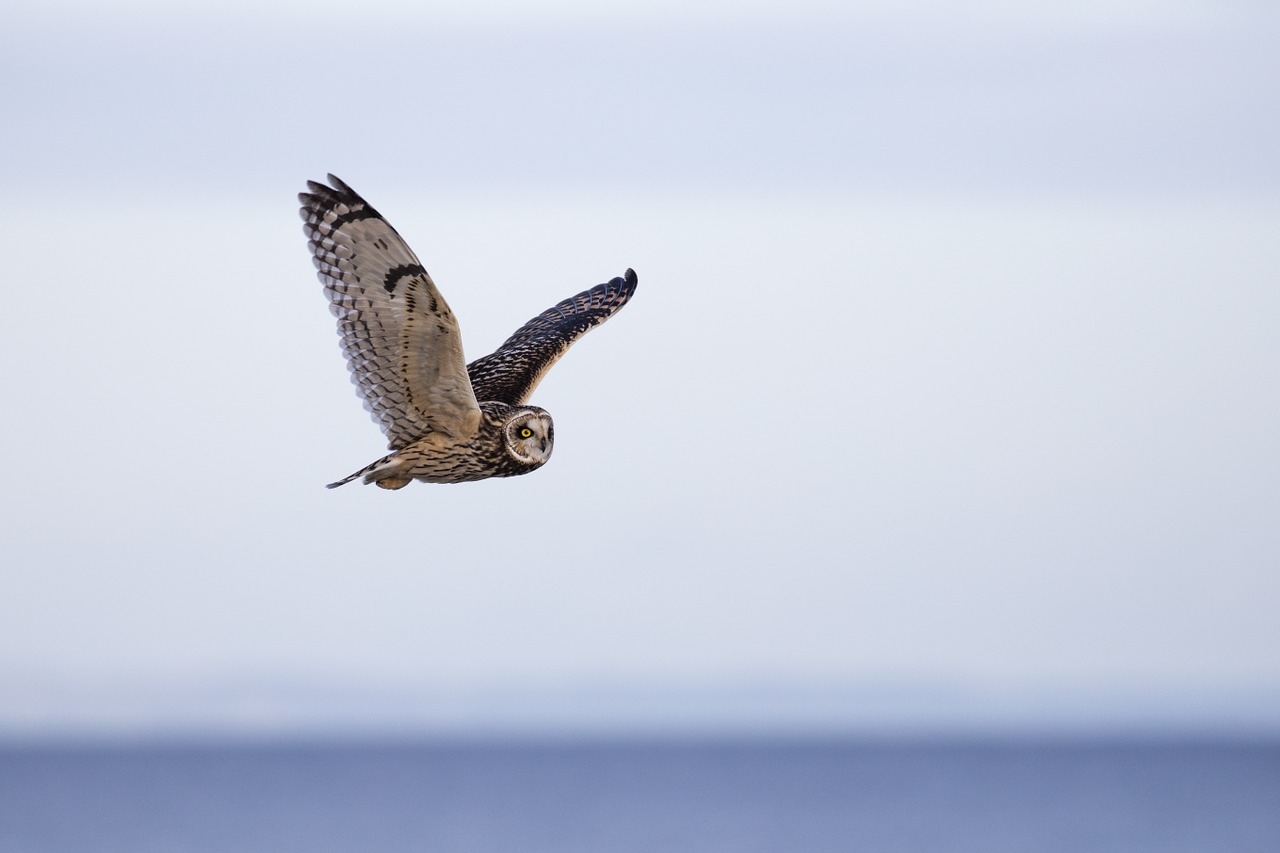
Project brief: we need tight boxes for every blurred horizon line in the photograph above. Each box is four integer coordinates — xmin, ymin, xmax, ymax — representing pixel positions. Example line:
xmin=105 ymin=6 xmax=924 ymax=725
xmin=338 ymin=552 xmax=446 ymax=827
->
xmin=5 ymin=676 xmax=1279 ymax=741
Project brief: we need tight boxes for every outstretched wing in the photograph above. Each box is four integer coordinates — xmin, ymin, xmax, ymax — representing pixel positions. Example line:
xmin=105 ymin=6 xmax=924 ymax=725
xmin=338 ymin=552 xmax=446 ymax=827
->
xmin=300 ymin=175 xmax=481 ymax=449
xmin=467 ymin=269 xmax=638 ymax=405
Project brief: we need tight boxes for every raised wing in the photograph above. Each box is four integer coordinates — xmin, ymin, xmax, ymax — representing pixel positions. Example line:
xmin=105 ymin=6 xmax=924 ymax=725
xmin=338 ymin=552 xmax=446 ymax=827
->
xmin=300 ymin=175 xmax=481 ymax=449
xmin=467 ymin=269 xmax=638 ymax=405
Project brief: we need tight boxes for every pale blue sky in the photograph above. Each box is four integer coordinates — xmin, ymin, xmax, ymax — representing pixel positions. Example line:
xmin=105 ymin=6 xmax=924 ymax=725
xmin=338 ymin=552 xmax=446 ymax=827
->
xmin=1 ymin=0 xmax=1277 ymax=735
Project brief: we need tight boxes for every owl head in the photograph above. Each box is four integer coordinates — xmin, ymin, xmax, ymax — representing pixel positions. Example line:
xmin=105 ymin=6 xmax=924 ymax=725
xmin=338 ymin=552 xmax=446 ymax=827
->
xmin=503 ymin=407 xmax=554 ymax=467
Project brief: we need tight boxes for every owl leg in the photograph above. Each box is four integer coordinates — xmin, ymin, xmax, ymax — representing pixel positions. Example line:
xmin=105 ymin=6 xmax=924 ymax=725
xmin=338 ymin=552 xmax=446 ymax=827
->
xmin=374 ymin=476 xmax=412 ymax=490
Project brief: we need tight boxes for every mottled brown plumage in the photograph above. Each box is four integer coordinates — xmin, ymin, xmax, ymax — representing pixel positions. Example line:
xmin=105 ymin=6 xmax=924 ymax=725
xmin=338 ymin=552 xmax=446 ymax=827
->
xmin=298 ymin=175 xmax=636 ymax=488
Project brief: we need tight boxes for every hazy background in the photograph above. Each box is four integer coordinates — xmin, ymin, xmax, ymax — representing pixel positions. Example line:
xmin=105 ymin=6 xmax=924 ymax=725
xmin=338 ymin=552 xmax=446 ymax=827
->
xmin=2 ymin=0 xmax=1277 ymax=738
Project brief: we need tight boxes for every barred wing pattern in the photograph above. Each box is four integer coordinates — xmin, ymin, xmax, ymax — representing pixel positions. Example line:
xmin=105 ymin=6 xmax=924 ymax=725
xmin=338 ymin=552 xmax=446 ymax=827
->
xmin=467 ymin=268 xmax=638 ymax=405
xmin=300 ymin=176 xmax=482 ymax=450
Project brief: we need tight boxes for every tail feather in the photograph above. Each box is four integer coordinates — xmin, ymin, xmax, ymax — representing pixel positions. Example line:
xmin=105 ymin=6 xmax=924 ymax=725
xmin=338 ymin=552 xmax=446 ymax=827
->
xmin=325 ymin=470 xmax=364 ymax=489
xmin=325 ymin=453 xmax=403 ymax=489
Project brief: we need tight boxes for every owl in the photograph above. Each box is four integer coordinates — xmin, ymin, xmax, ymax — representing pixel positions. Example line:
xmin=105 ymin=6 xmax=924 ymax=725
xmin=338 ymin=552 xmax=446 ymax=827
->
xmin=299 ymin=175 xmax=637 ymax=489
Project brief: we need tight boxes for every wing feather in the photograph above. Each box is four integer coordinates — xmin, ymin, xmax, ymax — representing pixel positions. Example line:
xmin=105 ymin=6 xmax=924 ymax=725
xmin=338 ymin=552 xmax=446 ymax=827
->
xmin=467 ymin=269 xmax=638 ymax=405
xmin=300 ymin=175 xmax=481 ymax=449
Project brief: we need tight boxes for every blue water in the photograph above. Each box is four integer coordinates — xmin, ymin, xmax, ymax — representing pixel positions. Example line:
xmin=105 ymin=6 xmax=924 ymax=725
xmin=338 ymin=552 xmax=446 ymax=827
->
xmin=2 ymin=738 xmax=1277 ymax=852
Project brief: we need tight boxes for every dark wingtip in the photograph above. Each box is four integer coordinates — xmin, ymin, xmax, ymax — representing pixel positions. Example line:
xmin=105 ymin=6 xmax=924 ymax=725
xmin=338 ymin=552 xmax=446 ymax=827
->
xmin=624 ymin=268 xmax=637 ymax=287
xmin=300 ymin=174 xmax=378 ymax=224
xmin=302 ymin=175 xmax=359 ymax=203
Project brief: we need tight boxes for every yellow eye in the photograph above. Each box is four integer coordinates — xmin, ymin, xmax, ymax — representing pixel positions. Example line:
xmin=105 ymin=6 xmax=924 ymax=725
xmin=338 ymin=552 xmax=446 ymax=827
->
xmin=519 ymin=427 xmax=533 ymax=439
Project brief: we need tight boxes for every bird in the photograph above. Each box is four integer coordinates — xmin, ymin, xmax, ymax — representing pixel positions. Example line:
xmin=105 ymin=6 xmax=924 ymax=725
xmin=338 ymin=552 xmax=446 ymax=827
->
xmin=299 ymin=175 xmax=637 ymax=489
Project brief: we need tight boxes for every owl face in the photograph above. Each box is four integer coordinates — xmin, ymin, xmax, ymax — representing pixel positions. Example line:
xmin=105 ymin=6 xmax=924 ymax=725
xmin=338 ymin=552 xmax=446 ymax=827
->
xmin=502 ymin=408 xmax=554 ymax=466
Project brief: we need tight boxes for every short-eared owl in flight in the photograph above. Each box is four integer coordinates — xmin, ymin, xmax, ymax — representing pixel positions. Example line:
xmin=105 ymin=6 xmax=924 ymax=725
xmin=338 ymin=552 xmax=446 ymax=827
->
xmin=299 ymin=175 xmax=637 ymax=489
